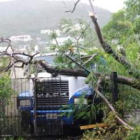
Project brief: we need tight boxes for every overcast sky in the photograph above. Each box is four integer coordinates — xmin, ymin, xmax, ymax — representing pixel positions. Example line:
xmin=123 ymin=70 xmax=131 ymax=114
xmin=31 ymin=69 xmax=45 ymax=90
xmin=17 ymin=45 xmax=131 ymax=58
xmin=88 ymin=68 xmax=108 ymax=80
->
xmin=0 ymin=0 xmax=126 ymax=12
xmin=81 ymin=0 xmax=126 ymax=12
xmin=0 ymin=0 xmax=14 ymax=2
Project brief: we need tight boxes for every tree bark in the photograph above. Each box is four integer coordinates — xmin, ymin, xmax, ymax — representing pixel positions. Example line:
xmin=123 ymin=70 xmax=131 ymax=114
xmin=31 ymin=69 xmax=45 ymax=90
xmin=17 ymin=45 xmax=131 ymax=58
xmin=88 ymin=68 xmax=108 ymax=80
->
xmin=39 ymin=61 xmax=88 ymax=77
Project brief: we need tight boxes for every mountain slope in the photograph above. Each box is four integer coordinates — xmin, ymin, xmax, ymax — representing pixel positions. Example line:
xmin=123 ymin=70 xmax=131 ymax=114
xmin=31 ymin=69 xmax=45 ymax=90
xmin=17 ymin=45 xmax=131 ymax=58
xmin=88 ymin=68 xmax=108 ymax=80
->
xmin=0 ymin=0 xmax=111 ymax=37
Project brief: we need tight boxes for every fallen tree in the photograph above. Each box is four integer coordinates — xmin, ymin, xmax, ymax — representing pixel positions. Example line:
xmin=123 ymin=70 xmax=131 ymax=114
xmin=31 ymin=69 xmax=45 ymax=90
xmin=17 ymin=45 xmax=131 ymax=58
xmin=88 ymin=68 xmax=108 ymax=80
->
xmin=1 ymin=0 xmax=140 ymax=133
xmin=39 ymin=61 xmax=140 ymax=91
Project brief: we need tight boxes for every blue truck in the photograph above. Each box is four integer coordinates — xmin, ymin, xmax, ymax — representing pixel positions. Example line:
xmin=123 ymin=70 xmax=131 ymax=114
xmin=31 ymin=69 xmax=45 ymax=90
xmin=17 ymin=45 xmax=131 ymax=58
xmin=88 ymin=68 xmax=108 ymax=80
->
xmin=17 ymin=77 xmax=96 ymax=135
xmin=16 ymin=54 xmax=102 ymax=136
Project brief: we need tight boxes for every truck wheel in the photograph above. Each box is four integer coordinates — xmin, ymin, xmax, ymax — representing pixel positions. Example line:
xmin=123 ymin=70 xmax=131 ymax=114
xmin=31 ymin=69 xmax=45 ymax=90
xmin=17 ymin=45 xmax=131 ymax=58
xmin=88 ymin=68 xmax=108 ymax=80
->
xmin=21 ymin=111 xmax=33 ymax=134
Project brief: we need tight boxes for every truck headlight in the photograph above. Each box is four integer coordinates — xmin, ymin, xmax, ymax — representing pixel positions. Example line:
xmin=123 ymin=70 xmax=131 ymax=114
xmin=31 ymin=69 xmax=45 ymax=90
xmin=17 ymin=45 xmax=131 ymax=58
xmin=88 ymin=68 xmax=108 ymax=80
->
xmin=20 ymin=100 xmax=31 ymax=107
xmin=74 ymin=98 xmax=88 ymax=104
xmin=46 ymin=113 xmax=58 ymax=119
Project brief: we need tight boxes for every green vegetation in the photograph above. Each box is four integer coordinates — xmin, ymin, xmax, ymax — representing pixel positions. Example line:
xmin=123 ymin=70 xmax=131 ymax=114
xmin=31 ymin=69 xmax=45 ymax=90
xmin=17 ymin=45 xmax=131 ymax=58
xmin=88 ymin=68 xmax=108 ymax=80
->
xmin=0 ymin=74 xmax=13 ymax=100
xmin=49 ymin=18 xmax=102 ymax=71
xmin=82 ymin=0 xmax=140 ymax=139
xmin=0 ymin=74 xmax=17 ymax=138
xmin=103 ymin=0 xmax=140 ymax=77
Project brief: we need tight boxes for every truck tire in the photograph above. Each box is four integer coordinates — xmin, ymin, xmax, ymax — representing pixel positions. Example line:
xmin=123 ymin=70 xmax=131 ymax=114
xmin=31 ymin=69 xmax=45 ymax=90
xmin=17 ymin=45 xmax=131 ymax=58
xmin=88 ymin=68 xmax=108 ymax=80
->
xmin=21 ymin=111 xmax=33 ymax=134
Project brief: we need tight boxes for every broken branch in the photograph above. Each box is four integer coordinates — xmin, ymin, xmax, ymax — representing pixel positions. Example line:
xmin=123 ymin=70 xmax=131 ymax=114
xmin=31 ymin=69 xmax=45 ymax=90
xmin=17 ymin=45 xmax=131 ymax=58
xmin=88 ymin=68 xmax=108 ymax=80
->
xmin=39 ymin=61 xmax=88 ymax=77
xmin=66 ymin=0 xmax=81 ymax=13
xmin=89 ymin=12 xmax=140 ymax=79
xmin=82 ymin=53 xmax=98 ymax=66
xmin=95 ymin=77 xmax=134 ymax=130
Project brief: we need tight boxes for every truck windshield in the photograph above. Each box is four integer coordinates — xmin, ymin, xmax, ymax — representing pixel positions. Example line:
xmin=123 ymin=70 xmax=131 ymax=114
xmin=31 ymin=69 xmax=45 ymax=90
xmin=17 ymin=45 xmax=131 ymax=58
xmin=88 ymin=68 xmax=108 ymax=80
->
xmin=34 ymin=55 xmax=55 ymax=65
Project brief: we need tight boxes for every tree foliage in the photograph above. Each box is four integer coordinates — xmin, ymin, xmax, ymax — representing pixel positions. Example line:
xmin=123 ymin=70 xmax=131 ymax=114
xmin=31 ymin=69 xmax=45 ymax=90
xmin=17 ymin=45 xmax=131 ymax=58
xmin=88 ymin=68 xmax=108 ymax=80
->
xmin=0 ymin=74 xmax=13 ymax=100
xmin=103 ymin=0 xmax=140 ymax=72
xmin=49 ymin=18 xmax=100 ymax=70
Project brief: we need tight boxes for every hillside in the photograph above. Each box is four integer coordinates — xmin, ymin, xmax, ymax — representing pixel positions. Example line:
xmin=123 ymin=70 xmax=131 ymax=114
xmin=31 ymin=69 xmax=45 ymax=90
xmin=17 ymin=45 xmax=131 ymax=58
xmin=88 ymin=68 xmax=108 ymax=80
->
xmin=0 ymin=0 xmax=111 ymax=37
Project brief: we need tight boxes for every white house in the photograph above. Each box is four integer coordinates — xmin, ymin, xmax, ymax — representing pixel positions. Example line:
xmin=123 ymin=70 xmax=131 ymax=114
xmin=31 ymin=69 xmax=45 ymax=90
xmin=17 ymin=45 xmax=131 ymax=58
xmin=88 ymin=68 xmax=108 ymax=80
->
xmin=0 ymin=46 xmax=13 ymax=54
xmin=40 ymin=29 xmax=61 ymax=36
xmin=52 ymin=36 xmax=83 ymax=46
xmin=18 ymin=45 xmax=30 ymax=52
xmin=0 ymin=46 xmax=7 ymax=52
xmin=51 ymin=36 xmax=71 ymax=45
xmin=34 ymin=45 xmax=39 ymax=53
xmin=10 ymin=35 xmax=32 ymax=42
xmin=61 ymin=23 xmax=85 ymax=33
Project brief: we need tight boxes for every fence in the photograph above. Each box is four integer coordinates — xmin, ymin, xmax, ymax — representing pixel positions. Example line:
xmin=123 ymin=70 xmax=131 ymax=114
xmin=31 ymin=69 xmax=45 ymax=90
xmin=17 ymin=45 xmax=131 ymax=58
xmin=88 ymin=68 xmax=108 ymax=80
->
xmin=0 ymin=78 xmax=31 ymax=137
xmin=0 ymin=77 xmax=69 ymax=137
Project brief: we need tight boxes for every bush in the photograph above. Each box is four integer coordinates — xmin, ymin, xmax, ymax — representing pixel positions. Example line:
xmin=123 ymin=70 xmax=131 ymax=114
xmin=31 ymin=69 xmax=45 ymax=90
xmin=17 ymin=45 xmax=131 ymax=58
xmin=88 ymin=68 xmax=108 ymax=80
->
xmin=126 ymin=126 xmax=140 ymax=140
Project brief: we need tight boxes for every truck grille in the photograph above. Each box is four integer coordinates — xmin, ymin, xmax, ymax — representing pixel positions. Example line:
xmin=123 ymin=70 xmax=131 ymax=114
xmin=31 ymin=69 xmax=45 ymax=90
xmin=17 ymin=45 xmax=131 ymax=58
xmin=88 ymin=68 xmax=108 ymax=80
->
xmin=35 ymin=78 xmax=69 ymax=109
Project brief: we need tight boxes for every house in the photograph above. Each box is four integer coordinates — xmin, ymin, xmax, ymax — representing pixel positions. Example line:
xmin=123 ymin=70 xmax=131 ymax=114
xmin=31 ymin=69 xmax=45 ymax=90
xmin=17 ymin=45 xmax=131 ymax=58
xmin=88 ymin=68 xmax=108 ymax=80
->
xmin=9 ymin=35 xmax=32 ymax=42
xmin=34 ymin=45 xmax=39 ymax=53
xmin=18 ymin=45 xmax=30 ymax=52
xmin=0 ymin=46 xmax=7 ymax=52
xmin=40 ymin=29 xmax=61 ymax=36
xmin=51 ymin=36 xmax=71 ymax=45
xmin=52 ymin=36 xmax=83 ymax=46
